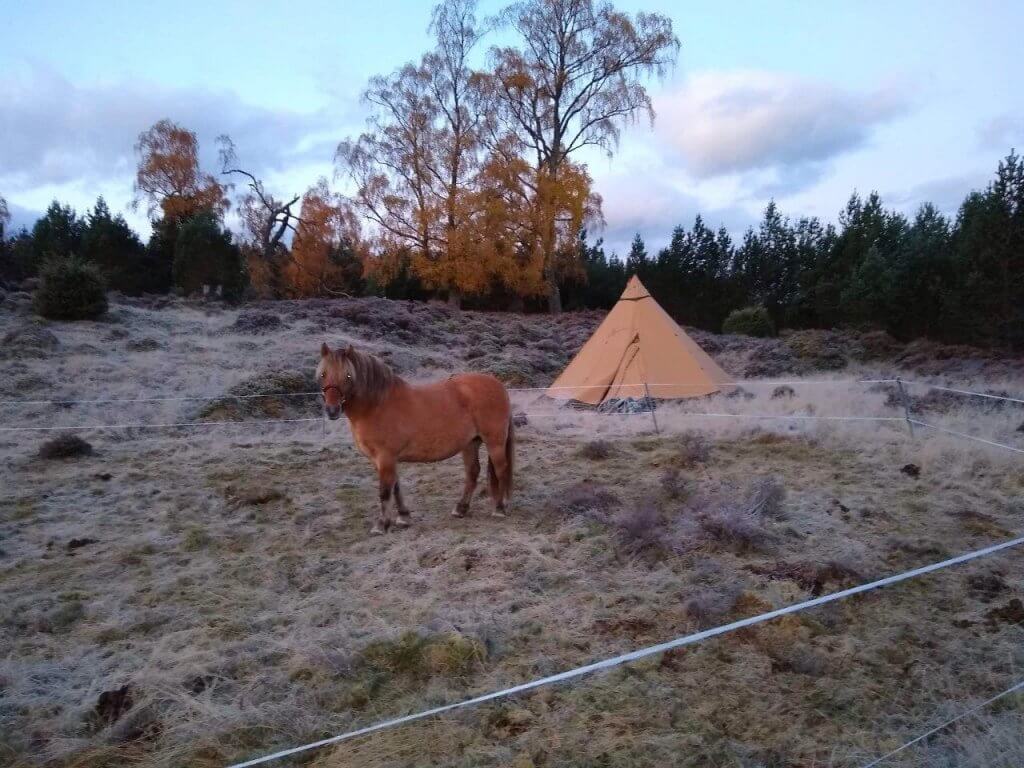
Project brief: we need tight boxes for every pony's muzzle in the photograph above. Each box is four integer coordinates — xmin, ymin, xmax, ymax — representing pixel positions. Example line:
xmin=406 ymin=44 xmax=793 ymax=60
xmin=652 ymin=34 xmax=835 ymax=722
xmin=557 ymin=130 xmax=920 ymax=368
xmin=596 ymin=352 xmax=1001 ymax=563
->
xmin=325 ymin=404 xmax=342 ymax=420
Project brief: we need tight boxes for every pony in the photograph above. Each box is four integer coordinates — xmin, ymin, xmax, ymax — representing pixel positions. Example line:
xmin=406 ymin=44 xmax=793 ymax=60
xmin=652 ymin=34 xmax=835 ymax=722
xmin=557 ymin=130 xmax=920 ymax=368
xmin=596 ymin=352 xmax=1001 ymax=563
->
xmin=317 ymin=343 xmax=514 ymax=534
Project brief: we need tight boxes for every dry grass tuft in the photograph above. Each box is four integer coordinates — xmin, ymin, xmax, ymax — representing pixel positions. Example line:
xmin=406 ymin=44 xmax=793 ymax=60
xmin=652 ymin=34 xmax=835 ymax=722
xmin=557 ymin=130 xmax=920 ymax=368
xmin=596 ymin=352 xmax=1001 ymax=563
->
xmin=682 ymin=585 xmax=743 ymax=628
xmin=355 ymin=631 xmax=486 ymax=689
xmin=577 ymin=439 xmax=615 ymax=460
xmin=612 ymin=504 xmax=664 ymax=554
xmin=696 ymin=506 xmax=772 ymax=553
xmin=197 ymin=370 xmax=318 ymax=420
xmin=659 ymin=467 xmax=687 ymax=499
xmin=675 ymin=432 xmax=710 ymax=467
xmin=681 ymin=477 xmax=787 ymax=553
xmin=747 ymin=476 xmax=787 ymax=520
xmin=557 ymin=482 xmax=620 ymax=518
xmin=748 ymin=557 xmax=864 ymax=596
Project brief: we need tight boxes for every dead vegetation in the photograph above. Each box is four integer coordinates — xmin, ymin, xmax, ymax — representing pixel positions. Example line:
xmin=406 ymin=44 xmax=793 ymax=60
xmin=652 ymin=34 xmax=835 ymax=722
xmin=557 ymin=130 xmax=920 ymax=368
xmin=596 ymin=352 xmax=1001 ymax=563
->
xmin=37 ymin=433 xmax=93 ymax=459
xmin=0 ymin=293 xmax=1022 ymax=768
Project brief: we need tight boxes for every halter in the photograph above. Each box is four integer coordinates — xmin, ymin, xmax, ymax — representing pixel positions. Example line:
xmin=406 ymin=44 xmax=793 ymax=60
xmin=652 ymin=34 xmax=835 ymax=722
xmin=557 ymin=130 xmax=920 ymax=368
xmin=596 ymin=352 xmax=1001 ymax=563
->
xmin=321 ymin=378 xmax=351 ymax=411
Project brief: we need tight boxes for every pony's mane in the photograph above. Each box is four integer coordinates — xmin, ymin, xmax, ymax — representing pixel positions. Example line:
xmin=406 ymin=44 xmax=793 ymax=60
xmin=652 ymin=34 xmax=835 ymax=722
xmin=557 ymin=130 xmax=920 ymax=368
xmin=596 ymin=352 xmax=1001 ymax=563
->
xmin=339 ymin=347 xmax=397 ymax=403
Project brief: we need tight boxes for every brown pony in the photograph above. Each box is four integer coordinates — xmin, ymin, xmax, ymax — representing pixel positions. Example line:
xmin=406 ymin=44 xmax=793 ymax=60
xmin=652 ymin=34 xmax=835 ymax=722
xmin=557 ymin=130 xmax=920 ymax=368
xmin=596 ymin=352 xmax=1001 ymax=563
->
xmin=317 ymin=343 xmax=514 ymax=534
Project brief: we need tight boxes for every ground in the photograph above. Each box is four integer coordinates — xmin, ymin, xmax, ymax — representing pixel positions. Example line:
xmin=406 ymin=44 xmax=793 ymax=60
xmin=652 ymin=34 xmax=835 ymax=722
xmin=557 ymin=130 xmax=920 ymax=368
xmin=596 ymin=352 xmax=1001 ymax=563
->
xmin=1 ymin=289 xmax=1022 ymax=768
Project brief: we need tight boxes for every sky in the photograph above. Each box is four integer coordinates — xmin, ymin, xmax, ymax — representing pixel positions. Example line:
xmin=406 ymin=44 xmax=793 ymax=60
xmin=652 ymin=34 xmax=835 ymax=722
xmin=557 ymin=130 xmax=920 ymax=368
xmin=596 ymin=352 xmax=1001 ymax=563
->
xmin=2 ymin=0 xmax=1023 ymax=256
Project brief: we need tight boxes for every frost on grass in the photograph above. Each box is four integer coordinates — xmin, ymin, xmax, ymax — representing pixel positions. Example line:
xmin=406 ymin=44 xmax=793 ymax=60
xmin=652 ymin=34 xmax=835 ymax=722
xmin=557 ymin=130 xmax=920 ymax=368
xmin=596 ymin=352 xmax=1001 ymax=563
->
xmin=3 ymin=293 xmax=1024 ymax=768
xmin=196 ymin=370 xmax=319 ymax=420
xmin=675 ymin=432 xmax=710 ymax=467
xmin=557 ymin=482 xmax=620 ymax=519
xmin=612 ymin=504 xmax=664 ymax=555
xmin=660 ymin=466 xmax=687 ymax=499
xmin=678 ymin=477 xmax=788 ymax=553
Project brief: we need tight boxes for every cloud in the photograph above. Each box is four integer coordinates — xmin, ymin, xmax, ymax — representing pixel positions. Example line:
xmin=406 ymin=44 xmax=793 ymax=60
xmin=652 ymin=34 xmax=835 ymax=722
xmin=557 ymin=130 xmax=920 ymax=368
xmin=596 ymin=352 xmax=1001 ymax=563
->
xmin=977 ymin=113 xmax=1024 ymax=151
xmin=2 ymin=200 xmax=42 ymax=234
xmin=594 ymin=166 xmax=755 ymax=256
xmin=0 ymin=65 xmax=353 ymax=194
xmin=654 ymin=71 xmax=911 ymax=190
xmin=887 ymin=171 xmax=991 ymax=218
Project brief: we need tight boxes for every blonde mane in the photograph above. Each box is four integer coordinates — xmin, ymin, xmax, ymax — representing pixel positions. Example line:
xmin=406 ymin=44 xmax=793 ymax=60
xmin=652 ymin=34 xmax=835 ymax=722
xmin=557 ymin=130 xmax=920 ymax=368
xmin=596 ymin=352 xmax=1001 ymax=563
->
xmin=322 ymin=346 xmax=397 ymax=404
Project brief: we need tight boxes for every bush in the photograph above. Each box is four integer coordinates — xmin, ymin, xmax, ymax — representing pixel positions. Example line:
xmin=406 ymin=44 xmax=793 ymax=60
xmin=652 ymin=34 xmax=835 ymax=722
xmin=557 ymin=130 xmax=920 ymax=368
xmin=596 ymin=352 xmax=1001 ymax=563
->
xmin=557 ymin=482 xmax=620 ymax=518
xmin=38 ymin=433 xmax=93 ymax=459
xmin=33 ymin=256 xmax=107 ymax=320
xmin=723 ymin=305 xmax=775 ymax=337
xmin=676 ymin=432 xmax=710 ymax=467
xmin=613 ymin=504 xmax=664 ymax=553
xmin=660 ymin=467 xmax=686 ymax=499
xmin=578 ymin=439 xmax=614 ymax=460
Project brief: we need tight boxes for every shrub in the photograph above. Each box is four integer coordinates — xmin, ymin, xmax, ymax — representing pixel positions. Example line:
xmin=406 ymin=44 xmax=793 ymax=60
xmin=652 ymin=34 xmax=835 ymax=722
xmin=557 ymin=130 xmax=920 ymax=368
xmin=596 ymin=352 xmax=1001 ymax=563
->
xmin=557 ymin=482 xmax=620 ymax=518
xmin=578 ymin=439 xmax=614 ymax=460
xmin=683 ymin=586 xmax=742 ymax=628
xmin=38 ymin=433 xmax=93 ymax=460
xmin=197 ymin=370 xmax=317 ymax=421
xmin=771 ymin=385 xmax=796 ymax=399
xmin=698 ymin=507 xmax=770 ymax=552
xmin=748 ymin=477 xmax=787 ymax=520
xmin=231 ymin=311 xmax=283 ymax=334
xmin=660 ymin=467 xmax=686 ymax=499
xmin=613 ymin=504 xmax=664 ymax=553
xmin=676 ymin=433 xmax=710 ymax=467
xmin=723 ymin=305 xmax=775 ymax=337
xmin=33 ymin=256 xmax=107 ymax=320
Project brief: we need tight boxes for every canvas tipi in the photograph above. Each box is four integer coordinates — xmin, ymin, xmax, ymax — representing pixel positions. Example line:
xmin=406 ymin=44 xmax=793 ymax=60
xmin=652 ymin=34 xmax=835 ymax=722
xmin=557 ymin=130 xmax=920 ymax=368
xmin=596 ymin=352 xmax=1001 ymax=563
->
xmin=547 ymin=276 xmax=732 ymax=405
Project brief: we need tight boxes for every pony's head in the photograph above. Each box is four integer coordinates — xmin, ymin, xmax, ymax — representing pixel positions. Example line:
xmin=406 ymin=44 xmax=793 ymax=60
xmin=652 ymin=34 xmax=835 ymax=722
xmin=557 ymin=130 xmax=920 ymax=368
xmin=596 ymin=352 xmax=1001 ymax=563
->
xmin=317 ymin=342 xmax=395 ymax=419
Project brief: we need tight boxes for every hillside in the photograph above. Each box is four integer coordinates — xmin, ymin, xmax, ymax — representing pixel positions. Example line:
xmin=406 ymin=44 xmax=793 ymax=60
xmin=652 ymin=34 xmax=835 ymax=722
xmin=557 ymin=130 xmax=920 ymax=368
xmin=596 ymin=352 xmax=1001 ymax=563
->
xmin=1 ymin=292 xmax=1023 ymax=768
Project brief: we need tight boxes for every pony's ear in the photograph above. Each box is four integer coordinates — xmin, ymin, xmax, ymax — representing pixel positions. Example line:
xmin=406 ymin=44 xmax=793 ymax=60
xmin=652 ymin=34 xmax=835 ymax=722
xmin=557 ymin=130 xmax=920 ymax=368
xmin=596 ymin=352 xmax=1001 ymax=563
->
xmin=320 ymin=342 xmax=331 ymax=358
xmin=343 ymin=343 xmax=355 ymax=357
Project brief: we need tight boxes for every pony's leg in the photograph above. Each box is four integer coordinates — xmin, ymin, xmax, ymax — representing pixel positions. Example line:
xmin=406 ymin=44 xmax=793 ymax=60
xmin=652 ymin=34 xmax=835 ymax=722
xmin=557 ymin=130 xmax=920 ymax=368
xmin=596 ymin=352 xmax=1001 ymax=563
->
xmin=484 ymin=440 xmax=509 ymax=517
xmin=393 ymin=480 xmax=413 ymax=528
xmin=371 ymin=458 xmax=397 ymax=535
xmin=453 ymin=439 xmax=481 ymax=517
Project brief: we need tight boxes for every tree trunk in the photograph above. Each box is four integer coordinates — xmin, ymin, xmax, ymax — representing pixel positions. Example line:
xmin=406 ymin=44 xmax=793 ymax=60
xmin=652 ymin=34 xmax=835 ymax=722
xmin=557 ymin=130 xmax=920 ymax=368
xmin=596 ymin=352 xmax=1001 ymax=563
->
xmin=545 ymin=271 xmax=562 ymax=314
xmin=447 ymin=289 xmax=462 ymax=309
xmin=508 ymin=295 xmax=525 ymax=313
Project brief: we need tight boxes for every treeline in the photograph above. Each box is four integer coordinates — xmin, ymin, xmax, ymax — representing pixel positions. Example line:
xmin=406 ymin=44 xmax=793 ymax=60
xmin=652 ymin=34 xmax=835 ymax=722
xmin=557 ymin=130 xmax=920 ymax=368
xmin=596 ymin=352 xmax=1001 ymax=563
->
xmin=0 ymin=122 xmax=367 ymax=302
xmin=564 ymin=150 xmax=1024 ymax=350
xmin=1 ymin=149 xmax=1021 ymax=349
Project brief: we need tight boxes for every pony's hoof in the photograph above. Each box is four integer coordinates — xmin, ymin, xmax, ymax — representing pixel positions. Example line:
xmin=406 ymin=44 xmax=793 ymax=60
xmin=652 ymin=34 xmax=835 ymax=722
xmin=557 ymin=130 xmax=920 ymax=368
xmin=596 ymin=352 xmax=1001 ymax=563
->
xmin=370 ymin=521 xmax=389 ymax=535
xmin=394 ymin=514 xmax=412 ymax=529
xmin=452 ymin=503 xmax=470 ymax=518
xmin=490 ymin=509 xmax=507 ymax=519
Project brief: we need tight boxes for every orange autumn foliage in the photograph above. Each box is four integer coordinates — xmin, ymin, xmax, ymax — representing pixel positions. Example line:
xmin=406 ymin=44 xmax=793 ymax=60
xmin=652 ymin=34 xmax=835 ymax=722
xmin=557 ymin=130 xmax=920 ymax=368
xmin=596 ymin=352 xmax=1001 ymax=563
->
xmin=133 ymin=119 xmax=228 ymax=223
xmin=282 ymin=180 xmax=367 ymax=297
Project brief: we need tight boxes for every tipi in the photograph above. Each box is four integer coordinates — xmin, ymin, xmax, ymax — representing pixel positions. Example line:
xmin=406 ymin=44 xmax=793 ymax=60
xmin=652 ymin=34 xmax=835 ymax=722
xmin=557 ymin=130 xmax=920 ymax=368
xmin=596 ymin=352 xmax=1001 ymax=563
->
xmin=547 ymin=276 xmax=732 ymax=405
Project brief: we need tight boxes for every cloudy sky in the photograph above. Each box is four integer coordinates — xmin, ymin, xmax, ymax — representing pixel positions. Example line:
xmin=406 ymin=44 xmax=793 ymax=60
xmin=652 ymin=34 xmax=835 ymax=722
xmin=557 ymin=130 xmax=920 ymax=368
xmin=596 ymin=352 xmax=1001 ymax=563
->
xmin=2 ymin=0 xmax=1022 ymax=255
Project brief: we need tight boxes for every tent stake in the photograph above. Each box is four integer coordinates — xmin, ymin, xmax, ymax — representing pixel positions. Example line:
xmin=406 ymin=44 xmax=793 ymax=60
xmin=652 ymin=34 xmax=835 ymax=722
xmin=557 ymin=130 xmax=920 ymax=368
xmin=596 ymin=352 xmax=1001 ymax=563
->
xmin=644 ymin=382 xmax=660 ymax=435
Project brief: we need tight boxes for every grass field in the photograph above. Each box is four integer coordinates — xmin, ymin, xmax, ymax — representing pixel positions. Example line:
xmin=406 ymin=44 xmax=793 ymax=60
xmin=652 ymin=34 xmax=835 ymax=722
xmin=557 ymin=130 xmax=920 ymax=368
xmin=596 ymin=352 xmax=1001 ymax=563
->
xmin=1 ymin=292 xmax=1022 ymax=768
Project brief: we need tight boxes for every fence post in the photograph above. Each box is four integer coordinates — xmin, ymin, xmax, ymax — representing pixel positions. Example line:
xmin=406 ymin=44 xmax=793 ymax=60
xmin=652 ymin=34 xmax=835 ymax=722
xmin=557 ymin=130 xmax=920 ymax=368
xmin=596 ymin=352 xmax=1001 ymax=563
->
xmin=896 ymin=377 xmax=915 ymax=438
xmin=643 ymin=382 xmax=660 ymax=435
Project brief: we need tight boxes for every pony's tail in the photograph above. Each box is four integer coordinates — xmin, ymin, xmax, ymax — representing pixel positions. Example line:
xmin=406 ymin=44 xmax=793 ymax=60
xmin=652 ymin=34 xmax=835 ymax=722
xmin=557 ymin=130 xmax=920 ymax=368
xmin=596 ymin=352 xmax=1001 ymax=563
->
xmin=488 ymin=417 xmax=514 ymax=503
xmin=504 ymin=417 xmax=515 ymax=500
